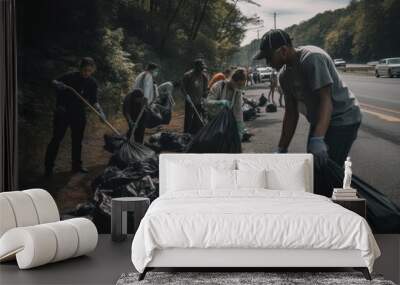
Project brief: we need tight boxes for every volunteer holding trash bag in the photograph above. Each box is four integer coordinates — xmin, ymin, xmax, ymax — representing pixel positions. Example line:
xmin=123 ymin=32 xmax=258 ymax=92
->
xmin=254 ymin=29 xmax=361 ymax=168
xmin=123 ymin=89 xmax=147 ymax=144
xmin=44 ymin=57 xmax=106 ymax=177
xmin=181 ymin=58 xmax=209 ymax=135
xmin=128 ymin=62 xmax=160 ymax=143
xmin=206 ymin=68 xmax=247 ymax=140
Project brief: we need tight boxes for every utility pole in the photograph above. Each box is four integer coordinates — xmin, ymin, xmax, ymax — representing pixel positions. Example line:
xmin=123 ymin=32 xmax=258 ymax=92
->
xmin=274 ymin=12 xmax=277 ymax=29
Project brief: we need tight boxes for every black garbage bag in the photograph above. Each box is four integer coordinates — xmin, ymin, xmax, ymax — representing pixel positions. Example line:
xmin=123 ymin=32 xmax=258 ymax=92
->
xmin=258 ymin=94 xmax=267 ymax=107
xmin=147 ymin=132 xmax=192 ymax=152
xmin=242 ymin=103 xmax=257 ymax=121
xmin=144 ymin=96 xmax=172 ymax=128
xmin=93 ymin=175 xmax=158 ymax=213
xmin=266 ymin=103 xmax=277 ymax=113
xmin=103 ymin=134 xmax=126 ymax=153
xmin=92 ymin=163 xmax=159 ymax=234
xmin=93 ymin=159 xmax=159 ymax=190
xmin=242 ymin=130 xmax=254 ymax=143
xmin=186 ymin=107 xmax=242 ymax=153
xmin=92 ymin=175 xmax=159 ymax=233
xmin=243 ymin=97 xmax=258 ymax=108
xmin=315 ymin=159 xmax=400 ymax=233
xmin=109 ymin=141 xmax=156 ymax=169
xmin=61 ymin=201 xmax=96 ymax=218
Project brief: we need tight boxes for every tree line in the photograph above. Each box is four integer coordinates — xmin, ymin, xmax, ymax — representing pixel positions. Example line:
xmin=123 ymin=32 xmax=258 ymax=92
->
xmin=231 ymin=0 xmax=400 ymax=66
xmin=16 ymin=0 xmax=259 ymax=179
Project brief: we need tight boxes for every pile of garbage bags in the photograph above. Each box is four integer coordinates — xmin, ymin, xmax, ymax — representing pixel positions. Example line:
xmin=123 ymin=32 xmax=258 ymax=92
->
xmin=146 ymin=132 xmax=192 ymax=152
xmin=242 ymin=97 xmax=259 ymax=121
xmin=90 ymin=134 xmax=160 ymax=233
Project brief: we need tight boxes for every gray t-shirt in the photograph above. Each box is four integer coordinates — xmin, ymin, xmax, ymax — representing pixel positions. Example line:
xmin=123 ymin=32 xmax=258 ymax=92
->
xmin=279 ymin=46 xmax=361 ymax=126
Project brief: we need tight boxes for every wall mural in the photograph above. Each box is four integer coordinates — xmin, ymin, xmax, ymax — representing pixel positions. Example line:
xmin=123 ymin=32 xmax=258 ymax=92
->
xmin=17 ymin=0 xmax=400 ymax=234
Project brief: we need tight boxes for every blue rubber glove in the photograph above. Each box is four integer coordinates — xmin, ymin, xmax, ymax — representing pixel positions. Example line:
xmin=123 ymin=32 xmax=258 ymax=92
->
xmin=216 ymin=99 xmax=230 ymax=108
xmin=236 ymin=121 xmax=245 ymax=140
xmin=307 ymin=136 xmax=329 ymax=169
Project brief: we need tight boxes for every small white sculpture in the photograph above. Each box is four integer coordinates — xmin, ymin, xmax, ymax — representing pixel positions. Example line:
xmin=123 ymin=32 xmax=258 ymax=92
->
xmin=343 ymin=157 xmax=353 ymax=189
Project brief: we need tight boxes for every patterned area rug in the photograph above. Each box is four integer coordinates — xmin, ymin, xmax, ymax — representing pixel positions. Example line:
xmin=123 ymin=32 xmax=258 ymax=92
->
xmin=116 ymin=271 xmax=396 ymax=285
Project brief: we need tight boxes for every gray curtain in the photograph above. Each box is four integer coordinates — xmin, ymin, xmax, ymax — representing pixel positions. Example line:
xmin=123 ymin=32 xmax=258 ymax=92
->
xmin=0 ymin=0 xmax=18 ymax=192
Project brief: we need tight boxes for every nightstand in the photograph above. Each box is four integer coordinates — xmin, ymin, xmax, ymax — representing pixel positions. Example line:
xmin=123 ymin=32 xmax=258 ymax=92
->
xmin=111 ymin=197 xmax=150 ymax=242
xmin=332 ymin=198 xmax=366 ymax=218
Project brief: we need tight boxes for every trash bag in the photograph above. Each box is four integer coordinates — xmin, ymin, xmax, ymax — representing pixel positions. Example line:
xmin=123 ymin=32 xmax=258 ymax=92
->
xmin=91 ymin=158 xmax=159 ymax=233
xmin=315 ymin=159 xmax=400 ymax=233
xmin=243 ymin=97 xmax=258 ymax=108
xmin=93 ymin=174 xmax=158 ymax=215
xmin=61 ymin=202 xmax=96 ymax=218
xmin=93 ymin=159 xmax=159 ymax=190
xmin=147 ymin=132 xmax=192 ymax=152
xmin=242 ymin=130 xmax=254 ymax=142
xmin=186 ymin=107 xmax=242 ymax=153
xmin=103 ymin=134 xmax=126 ymax=153
xmin=258 ymin=94 xmax=267 ymax=107
xmin=109 ymin=141 xmax=157 ymax=169
xmin=242 ymin=103 xmax=257 ymax=121
xmin=266 ymin=103 xmax=277 ymax=113
xmin=144 ymin=96 xmax=172 ymax=128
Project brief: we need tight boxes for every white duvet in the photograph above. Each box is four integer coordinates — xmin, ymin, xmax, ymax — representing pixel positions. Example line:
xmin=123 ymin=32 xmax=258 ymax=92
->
xmin=131 ymin=190 xmax=380 ymax=273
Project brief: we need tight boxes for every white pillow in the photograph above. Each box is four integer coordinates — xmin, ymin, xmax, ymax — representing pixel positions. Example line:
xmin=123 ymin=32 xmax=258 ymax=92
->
xmin=167 ymin=163 xmax=211 ymax=191
xmin=266 ymin=162 xmax=307 ymax=191
xmin=236 ymin=169 xmax=267 ymax=189
xmin=237 ymin=159 xmax=308 ymax=192
xmin=211 ymin=168 xmax=237 ymax=190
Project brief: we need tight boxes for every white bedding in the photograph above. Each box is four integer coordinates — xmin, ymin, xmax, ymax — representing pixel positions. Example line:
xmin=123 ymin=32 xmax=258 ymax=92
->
xmin=131 ymin=190 xmax=380 ymax=273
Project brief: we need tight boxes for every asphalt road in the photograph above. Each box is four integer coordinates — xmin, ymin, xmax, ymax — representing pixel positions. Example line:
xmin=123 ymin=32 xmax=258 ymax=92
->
xmin=341 ymin=73 xmax=400 ymax=145
xmin=243 ymin=74 xmax=400 ymax=206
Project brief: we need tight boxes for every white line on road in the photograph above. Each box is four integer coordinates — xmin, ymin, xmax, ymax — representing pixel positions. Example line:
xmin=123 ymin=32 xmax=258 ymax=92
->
xmin=360 ymin=102 xmax=400 ymax=115
xmin=361 ymin=109 xmax=400 ymax=122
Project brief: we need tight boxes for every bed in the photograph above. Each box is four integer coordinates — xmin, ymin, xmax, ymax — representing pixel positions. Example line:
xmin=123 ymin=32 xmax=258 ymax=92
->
xmin=131 ymin=153 xmax=380 ymax=280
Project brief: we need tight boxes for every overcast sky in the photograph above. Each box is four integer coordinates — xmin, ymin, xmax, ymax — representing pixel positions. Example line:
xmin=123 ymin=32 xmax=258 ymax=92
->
xmin=238 ymin=0 xmax=351 ymax=46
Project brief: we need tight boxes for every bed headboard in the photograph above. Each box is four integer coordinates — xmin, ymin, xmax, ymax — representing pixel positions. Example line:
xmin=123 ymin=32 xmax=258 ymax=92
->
xmin=159 ymin=153 xmax=314 ymax=196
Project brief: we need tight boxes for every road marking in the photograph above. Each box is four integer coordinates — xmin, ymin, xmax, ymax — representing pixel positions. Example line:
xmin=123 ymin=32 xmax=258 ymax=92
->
xmin=361 ymin=109 xmax=400 ymax=122
xmin=360 ymin=102 xmax=400 ymax=115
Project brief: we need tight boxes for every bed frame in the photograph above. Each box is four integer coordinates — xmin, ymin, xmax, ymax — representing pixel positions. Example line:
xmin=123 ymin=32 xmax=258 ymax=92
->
xmin=138 ymin=154 xmax=371 ymax=280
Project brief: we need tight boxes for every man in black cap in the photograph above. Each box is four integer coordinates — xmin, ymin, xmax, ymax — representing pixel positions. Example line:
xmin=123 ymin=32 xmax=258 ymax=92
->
xmin=254 ymin=29 xmax=361 ymax=168
xmin=45 ymin=57 xmax=106 ymax=177
xmin=181 ymin=58 xmax=208 ymax=135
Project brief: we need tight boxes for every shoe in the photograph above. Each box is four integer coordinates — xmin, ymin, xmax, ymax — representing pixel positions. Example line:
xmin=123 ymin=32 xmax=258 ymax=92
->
xmin=71 ymin=166 xmax=89 ymax=174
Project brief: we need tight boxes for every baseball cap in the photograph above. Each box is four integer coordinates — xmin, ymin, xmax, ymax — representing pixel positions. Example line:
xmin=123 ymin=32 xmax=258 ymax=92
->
xmin=253 ymin=29 xmax=292 ymax=62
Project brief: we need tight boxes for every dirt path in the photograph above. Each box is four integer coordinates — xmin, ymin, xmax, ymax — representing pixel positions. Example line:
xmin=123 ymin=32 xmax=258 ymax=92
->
xmin=27 ymin=109 xmax=185 ymax=213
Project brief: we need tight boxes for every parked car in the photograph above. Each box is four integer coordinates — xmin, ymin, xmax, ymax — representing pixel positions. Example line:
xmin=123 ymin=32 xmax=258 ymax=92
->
xmin=256 ymin=66 xmax=273 ymax=82
xmin=375 ymin=57 xmax=400 ymax=78
xmin=334 ymin=58 xmax=347 ymax=70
